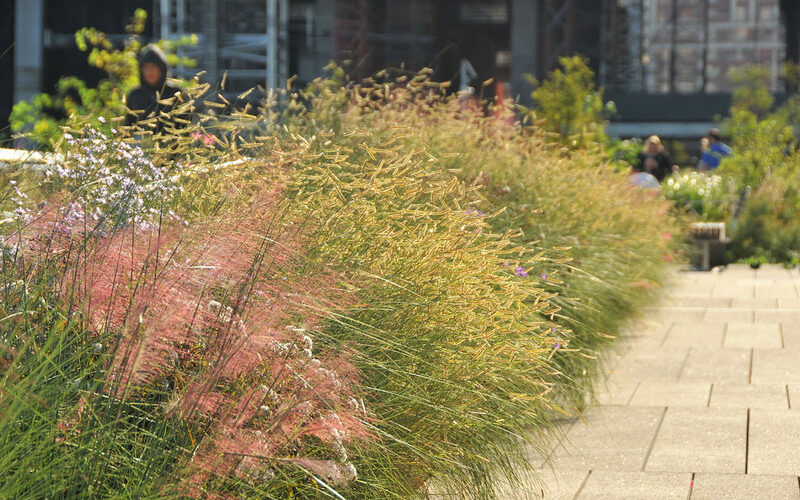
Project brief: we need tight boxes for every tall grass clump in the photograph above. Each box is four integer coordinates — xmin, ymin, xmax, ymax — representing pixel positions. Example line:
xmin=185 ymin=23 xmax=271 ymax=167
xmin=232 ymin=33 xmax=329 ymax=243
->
xmin=1 ymin=67 xmax=677 ymax=499
xmin=285 ymin=70 xmax=678 ymax=407
xmin=0 ymin=115 xmax=569 ymax=498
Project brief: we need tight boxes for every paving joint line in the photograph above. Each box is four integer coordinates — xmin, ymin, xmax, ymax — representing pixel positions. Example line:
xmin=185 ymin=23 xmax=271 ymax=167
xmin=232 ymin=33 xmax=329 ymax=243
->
xmin=571 ymin=470 xmax=591 ymax=500
xmin=626 ymin=382 xmax=641 ymax=406
xmin=641 ymin=406 xmax=668 ymax=472
xmin=779 ymin=323 xmax=786 ymax=349
xmin=745 ymin=408 xmax=751 ymax=474
xmin=720 ymin=323 xmax=729 ymax=348
xmin=748 ymin=348 xmax=754 ymax=384
xmin=659 ymin=322 xmax=675 ymax=347
xmin=706 ymin=383 xmax=714 ymax=407
xmin=676 ymin=349 xmax=692 ymax=382
xmin=686 ymin=472 xmax=696 ymax=500
xmin=787 ymin=385 xmax=792 ymax=409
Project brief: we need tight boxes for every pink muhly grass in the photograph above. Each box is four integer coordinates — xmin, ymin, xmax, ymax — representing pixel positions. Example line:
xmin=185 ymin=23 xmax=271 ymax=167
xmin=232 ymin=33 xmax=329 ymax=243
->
xmin=25 ymin=195 xmax=374 ymax=492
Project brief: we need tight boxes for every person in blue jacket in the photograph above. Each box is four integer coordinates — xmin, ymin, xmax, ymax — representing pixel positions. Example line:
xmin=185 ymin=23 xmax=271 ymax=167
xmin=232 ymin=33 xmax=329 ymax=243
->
xmin=699 ymin=128 xmax=732 ymax=171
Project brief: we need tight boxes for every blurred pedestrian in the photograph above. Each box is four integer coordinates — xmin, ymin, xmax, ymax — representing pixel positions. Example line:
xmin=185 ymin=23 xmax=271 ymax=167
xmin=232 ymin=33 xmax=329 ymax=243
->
xmin=125 ymin=45 xmax=185 ymax=131
xmin=636 ymin=135 xmax=674 ymax=182
xmin=699 ymin=128 xmax=732 ymax=171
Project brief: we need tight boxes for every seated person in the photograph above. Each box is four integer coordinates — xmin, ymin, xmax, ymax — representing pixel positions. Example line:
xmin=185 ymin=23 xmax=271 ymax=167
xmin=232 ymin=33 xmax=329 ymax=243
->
xmin=699 ymin=128 xmax=732 ymax=171
xmin=636 ymin=135 xmax=674 ymax=182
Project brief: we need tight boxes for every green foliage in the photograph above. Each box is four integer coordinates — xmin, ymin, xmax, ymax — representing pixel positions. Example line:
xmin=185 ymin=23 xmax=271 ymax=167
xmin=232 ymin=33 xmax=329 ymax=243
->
xmin=9 ymin=9 xmax=197 ymax=148
xmin=728 ymin=163 xmax=800 ymax=263
xmin=663 ymin=171 xmax=736 ymax=221
xmin=528 ymin=56 xmax=611 ymax=147
xmin=729 ymin=65 xmax=775 ymax=118
xmin=606 ymin=137 xmax=643 ymax=171
xmin=719 ymin=107 xmax=793 ymax=189
xmin=710 ymin=63 xmax=800 ymax=263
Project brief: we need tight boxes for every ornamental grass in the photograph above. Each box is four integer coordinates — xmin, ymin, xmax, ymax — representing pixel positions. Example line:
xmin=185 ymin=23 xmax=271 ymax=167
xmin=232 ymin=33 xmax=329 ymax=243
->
xmin=0 ymin=71 xmax=677 ymax=498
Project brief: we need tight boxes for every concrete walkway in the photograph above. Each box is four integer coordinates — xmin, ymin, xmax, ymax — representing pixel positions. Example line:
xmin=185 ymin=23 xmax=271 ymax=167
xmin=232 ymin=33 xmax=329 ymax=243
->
xmin=524 ymin=265 xmax=800 ymax=499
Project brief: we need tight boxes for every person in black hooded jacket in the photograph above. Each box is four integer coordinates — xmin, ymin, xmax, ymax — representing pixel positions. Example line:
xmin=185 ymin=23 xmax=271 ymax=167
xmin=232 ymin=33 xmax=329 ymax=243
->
xmin=125 ymin=44 xmax=185 ymax=130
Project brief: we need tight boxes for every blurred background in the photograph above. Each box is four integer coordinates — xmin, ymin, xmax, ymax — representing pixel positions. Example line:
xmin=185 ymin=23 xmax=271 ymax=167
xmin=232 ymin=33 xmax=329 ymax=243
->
xmin=3 ymin=0 xmax=799 ymax=144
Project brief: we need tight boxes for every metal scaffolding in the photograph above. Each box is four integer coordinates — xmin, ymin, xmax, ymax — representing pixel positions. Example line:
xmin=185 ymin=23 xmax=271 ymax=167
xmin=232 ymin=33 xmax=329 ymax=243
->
xmin=154 ymin=0 xmax=289 ymax=91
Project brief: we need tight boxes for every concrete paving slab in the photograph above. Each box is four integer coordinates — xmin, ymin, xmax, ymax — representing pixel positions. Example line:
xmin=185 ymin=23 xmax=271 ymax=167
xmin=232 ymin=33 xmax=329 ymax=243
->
xmin=751 ymin=350 xmax=800 ymax=384
xmin=704 ymin=307 xmax=754 ymax=323
xmin=755 ymin=309 xmax=800 ymax=323
xmin=607 ymin=349 xmax=689 ymax=382
xmin=649 ymin=307 xmax=707 ymax=323
xmin=645 ymin=408 xmax=747 ymax=474
xmin=748 ymin=409 xmax=800 ymax=476
xmin=709 ymin=383 xmax=790 ymax=409
xmin=619 ymin=331 xmax=670 ymax=352
xmin=731 ymin=297 xmax=779 ymax=308
xmin=662 ymin=322 xmax=725 ymax=348
xmin=628 ymin=381 xmax=711 ymax=407
xmin=680 ymin=349 xmax=751 ymax=384
xmin=755 ymin=285 xmax=798 ymax=300
xmin=778 ymin=324 xmax=800 ymax=350
xmin=691 ymin=473 xmax=800 ymax=499
xmin=712 ymin=285 xmax=754 ymax=299
xmin=546 ymin=406 xmax=664 ymax=472
xmin=673 ymin=296 xmax=732 ymax=308
xmin=592 ymin=380 xmax=639 ymax=406
xmin=724 ymin=322 xmax=783 ymax=350
xmin=494 ymin=467 xmax=588 ymax=500
xmin=777 ymin=297 xmax=800 ymax=309
xmin=577 ymin=470 xmax=691 ymax=499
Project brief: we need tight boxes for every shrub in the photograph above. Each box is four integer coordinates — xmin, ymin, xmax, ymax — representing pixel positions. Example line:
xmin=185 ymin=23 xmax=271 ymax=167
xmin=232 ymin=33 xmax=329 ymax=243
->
xmin=713 ymin=63 xmax=800 ymax=263
xmin=527 ymin=55 xmax=613 ymax=147
xmin=663 ymin=171 xmax=736 ymax=221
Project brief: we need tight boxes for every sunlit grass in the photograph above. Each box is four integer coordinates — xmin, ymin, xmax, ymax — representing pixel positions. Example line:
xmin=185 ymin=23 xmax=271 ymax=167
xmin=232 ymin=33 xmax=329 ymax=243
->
xmin=0 ymin=70 xmax=678 ymax=498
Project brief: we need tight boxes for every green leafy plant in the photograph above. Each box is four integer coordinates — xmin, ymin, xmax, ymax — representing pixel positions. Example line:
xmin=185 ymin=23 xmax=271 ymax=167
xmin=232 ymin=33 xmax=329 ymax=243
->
xmin=527 ymin=55 xmax=613 ymax=148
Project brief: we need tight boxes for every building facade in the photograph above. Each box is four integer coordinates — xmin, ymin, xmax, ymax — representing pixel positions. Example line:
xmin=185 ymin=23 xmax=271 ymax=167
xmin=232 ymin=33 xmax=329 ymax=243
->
xmin=641 ymin=0 xmax=785 ymax=93
xmin=4 ymin=0 xmax=800 ymax=141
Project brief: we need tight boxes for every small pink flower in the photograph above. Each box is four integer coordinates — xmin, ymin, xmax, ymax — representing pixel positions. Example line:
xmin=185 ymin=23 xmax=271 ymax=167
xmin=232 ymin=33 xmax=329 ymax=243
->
xmin=661 ymin=232 xmax=673 ymax=240
xmin=190 ymin=131 xmax=203 ymax=140
xmin=202 ymin=134 xmax=215 ymax=146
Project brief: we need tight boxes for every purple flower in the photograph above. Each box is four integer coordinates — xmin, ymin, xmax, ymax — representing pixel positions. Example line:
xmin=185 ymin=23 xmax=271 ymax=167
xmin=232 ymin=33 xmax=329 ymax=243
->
xmin=541 ymin=274 xmax=547 ymax=281
xmin=502 ymin=262 xmax=510 ymax=267
xmin=554 ymin=343 xmax=562 ymax=350
xmin=515 ymin=266 xmax=528 ymax=277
